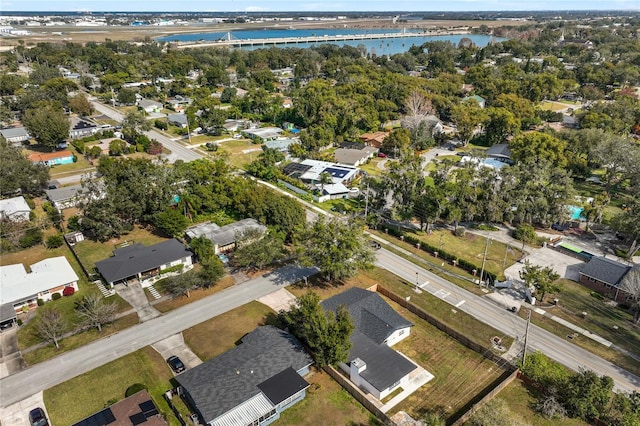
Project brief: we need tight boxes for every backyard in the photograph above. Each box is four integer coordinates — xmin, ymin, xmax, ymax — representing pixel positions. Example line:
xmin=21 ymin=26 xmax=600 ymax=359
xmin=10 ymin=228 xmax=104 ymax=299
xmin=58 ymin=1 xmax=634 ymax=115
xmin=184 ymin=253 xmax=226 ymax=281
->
xmin=216 ymin=138 xmax=263 ymax=169
xmin=43 ymin=346 xmax=180 ymax=426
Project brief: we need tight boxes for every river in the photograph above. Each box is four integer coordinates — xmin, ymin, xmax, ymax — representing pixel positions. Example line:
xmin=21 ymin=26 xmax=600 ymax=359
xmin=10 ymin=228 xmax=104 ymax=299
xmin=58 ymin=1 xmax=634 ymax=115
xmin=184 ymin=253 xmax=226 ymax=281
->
xmin=157 ymin=28 xmax=501 ymax=55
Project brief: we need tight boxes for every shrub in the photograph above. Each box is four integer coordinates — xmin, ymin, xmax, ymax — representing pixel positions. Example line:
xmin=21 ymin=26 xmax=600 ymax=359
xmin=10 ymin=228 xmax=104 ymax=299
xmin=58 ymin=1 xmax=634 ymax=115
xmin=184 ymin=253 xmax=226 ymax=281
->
xmin=19 ymin=228 xmax=43 ymax=248
xmin=125 ymin=383 xmax=148 ymax=397
xmin=37 ymin=298 xmax=45 ymax=306
xmin=51 ymin=293 xmax=62 ymax=301
xmin=513 ymin=224 xmax=537 ymax=243
xmin=62 ymin=286 xmax=75 ymax=296
xmin=17 ymin=319 xmax=23 ymax=326
xmin=154 ymin=119 xmax=168 ymax=130
xmin=472 ymin=223 xmax=499 ymax=231
xmin=454 ymin=227 xmax=466 ymax=237
xmin=46 ymin=234 xmax=64 ymax=249
xmin=590 ymin=291 xmax=605 ymax=300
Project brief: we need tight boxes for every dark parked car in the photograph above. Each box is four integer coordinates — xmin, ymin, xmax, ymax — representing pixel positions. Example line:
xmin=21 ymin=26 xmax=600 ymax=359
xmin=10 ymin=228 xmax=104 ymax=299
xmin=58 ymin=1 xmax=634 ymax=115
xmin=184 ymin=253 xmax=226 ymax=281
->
xmin=369 ymin=240 xmax=382 ymax=250
xmin=551 ymin=222 xmax=569 ymax=231
xmin=29 ymin=408 xmax=49 ymax=426
xmin=167 ymin=355 xmax=185 ymax=373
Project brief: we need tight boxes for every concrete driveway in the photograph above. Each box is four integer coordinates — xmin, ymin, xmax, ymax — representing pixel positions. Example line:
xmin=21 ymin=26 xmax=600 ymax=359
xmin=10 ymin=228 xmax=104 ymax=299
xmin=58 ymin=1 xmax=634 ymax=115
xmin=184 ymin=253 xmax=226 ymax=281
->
xmin=151 ymin=333 xmax=202 ymax=373
xmin=0 ymin=327 xmax=26 ymax=379
xmin=0 ymin=392 xmax=48 ymax=426
xmin=504 ymin=246 xmax=585 ymax=282
xmin=257 ymin=288 xmax=297 ymax=313
xmin=115 ymin=282 xmax=160 ymax=322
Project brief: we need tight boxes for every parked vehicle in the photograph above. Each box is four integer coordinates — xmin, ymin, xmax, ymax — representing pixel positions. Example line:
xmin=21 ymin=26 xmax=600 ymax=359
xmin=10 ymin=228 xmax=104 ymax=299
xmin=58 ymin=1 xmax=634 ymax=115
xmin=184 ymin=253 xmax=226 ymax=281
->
xmin=29 ymin=408 xmax=49 ymax=426
xmin=369 ymin=240 xmax=382 ymax=250
xmin=377 ymin=152 xmax=387 ymax=158
xmin=167 ymin=355 xmax=185 ymax=373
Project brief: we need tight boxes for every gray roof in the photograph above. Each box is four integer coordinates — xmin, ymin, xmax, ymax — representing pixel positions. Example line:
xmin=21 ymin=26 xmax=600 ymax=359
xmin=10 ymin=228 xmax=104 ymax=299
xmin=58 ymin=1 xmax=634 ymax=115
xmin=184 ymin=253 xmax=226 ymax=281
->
xmin=186 ymin=219 xmax=266 ymax=248
xmin=264 ymin=138 xmax=296 ymax=152
xmin=167 ymin=113 xmax=187 ymax=125
xmin=486 ymin=143 xmax=512 ymax=159
xmin=322 ymin=287 xmax=412 ymax=345
xmin=334 ymin=148 xmax=372 ymax=166
xmin=45 ymin=183 xmax=83 ymax=203
xmin=95 ymin=239 xmax=192 ymax=284
xmin=175 ymin=326 xmax=313 ymax=423
xmin=580 ymin=256 xmax=631 ymax=287
xmin=0 ymin=127 xmax=29 ymax=139
xmin=0 ymin=303 xmax=17 ymax=323
xmin=349 ymin=331 xmax=416 ymax=391
xmin=138 ymin=99 xmax=162 ymax=108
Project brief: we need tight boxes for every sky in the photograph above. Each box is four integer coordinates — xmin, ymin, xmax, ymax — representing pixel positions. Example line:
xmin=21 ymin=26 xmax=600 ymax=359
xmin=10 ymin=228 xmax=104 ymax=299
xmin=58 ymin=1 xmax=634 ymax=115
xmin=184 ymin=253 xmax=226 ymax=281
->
xmin=1 ymin=0 xmax=639 ymax=12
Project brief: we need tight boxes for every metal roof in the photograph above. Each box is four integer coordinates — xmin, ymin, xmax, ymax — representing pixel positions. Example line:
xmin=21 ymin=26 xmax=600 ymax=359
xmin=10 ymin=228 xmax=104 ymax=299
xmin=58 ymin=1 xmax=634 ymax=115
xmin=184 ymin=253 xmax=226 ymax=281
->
xmin=186 ymin=219 xmax=266 ymax=249
xmin=211 ymin=393 xmax=274 ymax=426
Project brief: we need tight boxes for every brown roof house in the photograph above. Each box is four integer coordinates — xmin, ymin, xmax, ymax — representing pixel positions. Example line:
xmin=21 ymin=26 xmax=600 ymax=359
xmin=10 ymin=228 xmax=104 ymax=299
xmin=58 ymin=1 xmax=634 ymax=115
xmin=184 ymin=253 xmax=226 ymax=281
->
xmin=72 ymin=390 xmax=167 ymax=426
xmin=359 ymin=131 xmax=389 ymax=148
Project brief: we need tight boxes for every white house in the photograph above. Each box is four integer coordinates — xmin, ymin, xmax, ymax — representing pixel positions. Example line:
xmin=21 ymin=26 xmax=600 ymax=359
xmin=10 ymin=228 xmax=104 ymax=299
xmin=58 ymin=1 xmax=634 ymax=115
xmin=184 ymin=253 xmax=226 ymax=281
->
xmin=138 ymin=99 xmax=163 ymax=114
xmin=0 ymin=196 xmax=31 ymax=222
xmin=0 ymin=256 xmax=80 ymax=323
xmin=0 ymin=126 xmax=30 ymax=147
xmin=322 ymin=288 xmax=429 ymax=401
xmin=185 ymin=218 xmax=267 ymax=255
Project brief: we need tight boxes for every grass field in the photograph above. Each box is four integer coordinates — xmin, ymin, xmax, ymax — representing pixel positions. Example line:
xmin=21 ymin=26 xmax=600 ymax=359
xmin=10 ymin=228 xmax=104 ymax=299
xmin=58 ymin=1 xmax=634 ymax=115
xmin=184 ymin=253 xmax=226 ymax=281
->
xmin=43 ymin=346 xmax=180 ymax=426
xmin=496 ymin=379 xmax=588 ymax=426
xmin=153 ymin=275 xmax=235 ymax=313
xmin=374 ymin=227 xmax=523 ymax=281
xmin=217 ymin=139 xmax=263 ymax=169
xmin=384 ymin=296 xmax=507 ymax=421
xmin=359 ymin=157 xmax=386 ymax=176
xmin=539 ymin=100 xmax=580 ymax=112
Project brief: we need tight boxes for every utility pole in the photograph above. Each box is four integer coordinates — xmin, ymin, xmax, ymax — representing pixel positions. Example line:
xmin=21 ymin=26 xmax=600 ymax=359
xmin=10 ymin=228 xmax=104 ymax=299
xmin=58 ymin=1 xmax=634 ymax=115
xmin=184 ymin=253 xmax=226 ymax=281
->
xmin=522 ymin=309 xmax=532 ymax=366
xmin=415 ymin=271 xmax=419 ymax=290
xmin=364 ymin=181 xmax=369 ymax=220
xmin=439 ymin=233 xmax=444 ymax=252
xmin=479 ymin=236 xmax=491 ymax=286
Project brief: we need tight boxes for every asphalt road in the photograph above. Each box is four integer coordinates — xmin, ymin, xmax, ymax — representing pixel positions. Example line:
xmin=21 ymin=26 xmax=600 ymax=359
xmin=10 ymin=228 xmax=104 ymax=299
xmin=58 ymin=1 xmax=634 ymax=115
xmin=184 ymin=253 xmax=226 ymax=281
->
xmin=0 ymin=265 xmax=317 ymax=408
xmin=90 ymin=101 xmax=204 ymax=163
xmin=374 ymin=248 xmax=640 ymax=394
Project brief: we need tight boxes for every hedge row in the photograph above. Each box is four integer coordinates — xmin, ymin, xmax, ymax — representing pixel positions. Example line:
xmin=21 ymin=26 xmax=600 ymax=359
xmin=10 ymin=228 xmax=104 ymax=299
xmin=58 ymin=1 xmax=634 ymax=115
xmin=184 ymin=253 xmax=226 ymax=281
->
xmin=379 ymin=225 xmax=497 ymax=283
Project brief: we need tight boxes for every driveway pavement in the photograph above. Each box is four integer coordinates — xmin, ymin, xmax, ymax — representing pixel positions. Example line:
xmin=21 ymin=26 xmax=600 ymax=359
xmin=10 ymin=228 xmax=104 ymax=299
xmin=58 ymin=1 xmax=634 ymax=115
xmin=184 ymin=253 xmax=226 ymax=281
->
xmin=115 ymin=282 xmax=161 ymax=322
xmin=504 ymin=246 xmax=585 ymax=282
xmin=151 ymin=333 xmax=202 ymax=372
xmin=257 ymin=288 xmax=297 ymax=312
xmin=0 ymin=392 xmax=47 ymax=426
xmin=0 ymin=328 xmax=25 ymax=380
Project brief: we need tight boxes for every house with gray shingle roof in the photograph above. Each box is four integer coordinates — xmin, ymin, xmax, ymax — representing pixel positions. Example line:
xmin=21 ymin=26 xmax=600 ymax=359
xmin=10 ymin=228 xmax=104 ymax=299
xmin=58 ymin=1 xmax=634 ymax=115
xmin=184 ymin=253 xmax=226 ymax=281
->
xmin=579 ymin=256 xmax=632 ymax=302
xmin=321 ymin=287 xmax=421 ymax=401
xmin=185 ymin=219 xmax=267 ymax=255
xmin=0 ymin=126 xmax=30 ymax=147
xmin=95 ymin=239 xmax=193 ymax=287
xmin=175 ymin=326 xmax=313 ymax=426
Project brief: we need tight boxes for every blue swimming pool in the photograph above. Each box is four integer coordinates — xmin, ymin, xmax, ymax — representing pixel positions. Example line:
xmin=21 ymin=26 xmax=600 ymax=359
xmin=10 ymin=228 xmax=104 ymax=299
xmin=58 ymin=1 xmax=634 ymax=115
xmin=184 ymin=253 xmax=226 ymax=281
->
xmin=568 ymin=206 xmax=584 ymax=220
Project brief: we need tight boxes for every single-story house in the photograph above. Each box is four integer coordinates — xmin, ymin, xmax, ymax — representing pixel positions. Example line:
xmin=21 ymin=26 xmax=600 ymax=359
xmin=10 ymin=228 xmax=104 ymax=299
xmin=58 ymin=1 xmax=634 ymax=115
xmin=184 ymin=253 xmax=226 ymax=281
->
xmin=563 ymin=115 xmax=578 ymax=129
xmin=321 ymin=183 xmax=352 ymax=199
xmin=28 ymin=150 xmax=74 ymax=166
xmin=0 ymin=126 xmax=30 ymax=146
xmin=166 ymin=95 xmax=192 ymax=113
xmin=175 ymin=326 xmax=313 ymax=426
xmin=167 ymin=113 xmax=188 ymax=128
xmin=282 ymin=159 xmax=360 ymax=186
xmin=138 ymin=99 xmax=163 ymax=114
xmin=359 ymin=131 xmax=388 ymax=148
xmin=69 ymin=117 xmax=100 ymax=139
xmin=185 ymin=218 xmax=267 ymax=254
xmin=263 ymin=138 xmax=297 ymax=153
xmin=462 ymin=95 xmax=486 ymax=108
xmin=72 ymin=390 xmax=167 ymax=426
xmin=322 ymin=287 xmax=424 ymax=401
xmin=0 ymin=256 xmax=79 ymax=325
xmin=242 ymin=127 xmax=283 ymax=142
xmin=223 ymin=119 xmax=247 ymax=132
xmin=282 ymin=97 xmax=293 ymax=108
xmin=95 ymin=239 xmax=193 ymax=288
xmin=579 ymin=256 xmax=632 ymax=302
xmin=485 ymin=143 xmax=513 ymax=164
xmin=0 ymin=196 xmax=31 ymax=221
xmin=45 ymin=183 xmax=91 ymax=210
xmin=334 ymin=146 xmax=378 ymax=167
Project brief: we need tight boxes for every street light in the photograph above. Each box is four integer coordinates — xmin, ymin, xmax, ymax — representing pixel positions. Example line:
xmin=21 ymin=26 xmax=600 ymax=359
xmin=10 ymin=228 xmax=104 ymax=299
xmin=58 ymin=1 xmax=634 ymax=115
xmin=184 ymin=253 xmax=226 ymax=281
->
xmin=479 ymin=236 xmax=491 ymax=287
xmin=415 ymin=271 xmax=419 ymax=289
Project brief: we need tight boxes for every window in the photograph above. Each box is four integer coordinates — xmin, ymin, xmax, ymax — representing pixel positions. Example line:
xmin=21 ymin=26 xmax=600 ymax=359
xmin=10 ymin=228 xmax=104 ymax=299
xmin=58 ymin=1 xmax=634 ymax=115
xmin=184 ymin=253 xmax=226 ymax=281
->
xmin=398 ymin=329 xmax=405 ymax=336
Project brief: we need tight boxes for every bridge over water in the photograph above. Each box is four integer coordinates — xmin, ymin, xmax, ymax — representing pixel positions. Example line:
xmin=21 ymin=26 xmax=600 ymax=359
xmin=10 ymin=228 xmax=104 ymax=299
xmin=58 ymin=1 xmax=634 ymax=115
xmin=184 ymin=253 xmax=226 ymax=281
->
xmin=174 ymin=30 xmax=468 ymax=49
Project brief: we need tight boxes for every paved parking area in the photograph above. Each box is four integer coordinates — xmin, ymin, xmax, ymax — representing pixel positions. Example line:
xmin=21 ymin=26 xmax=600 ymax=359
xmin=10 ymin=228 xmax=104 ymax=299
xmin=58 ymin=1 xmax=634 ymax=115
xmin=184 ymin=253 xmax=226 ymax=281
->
xmin=151 ymin=333 xmax=202 ymax=374
xmin=257 ymin=288 xmax=298 ymax=313
xmin=0 ymin=392 xmax=48 ymax=426
xmin=504 ymin=246 xmax=585 ymax=282
xmin=0 ymin=327 xmax=26 ymax=380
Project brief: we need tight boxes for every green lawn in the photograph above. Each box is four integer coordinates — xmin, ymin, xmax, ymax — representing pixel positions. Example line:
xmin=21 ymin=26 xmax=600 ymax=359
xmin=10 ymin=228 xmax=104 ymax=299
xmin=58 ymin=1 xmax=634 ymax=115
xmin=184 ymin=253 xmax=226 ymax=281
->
xmin=374 ymin=228 xmax=523 ymax=281
xmin=44 ymin=346 xmax=180 ymax=426
xmin=385 ymin=296 xmax=507 ymax=422
xmin=494 ymin=379 xmax=588 ymax=426
xmin=217 ymin=139 xmax=263 ymax=169
xmin=359 ymin=157 xmax=386 ymax=176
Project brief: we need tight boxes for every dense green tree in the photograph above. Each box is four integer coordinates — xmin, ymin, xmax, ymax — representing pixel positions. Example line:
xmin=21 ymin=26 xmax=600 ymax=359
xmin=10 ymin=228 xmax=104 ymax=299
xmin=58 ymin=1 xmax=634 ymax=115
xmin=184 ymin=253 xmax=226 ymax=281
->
xmin=189 ymin=236 xmax=215 ymax=262
xmin=380 ymin=127 xmax=411 ymax=156
xmin=591 ymin=135 xmax=640 ymax=195
xmin=284 ymin=291 xmax=354 ymax=366
xmin=23 ymin=102 xmax=70 ymax=150
xmin=451 ymin=101 xmax=487 ymax=145
xmin=509 ymin=132 xmax=567 ymax=168
xmin=0 ymin=139 xmax=49 ymax=196
xmin=154 ymin=207 xmax=188 ymax=237
xmin=561 ymin=369 xmax=614 ymax=421
xmin=199 ymin=256 xmax=225 ymax=286
xmin=483 ymin=107 xmax=520 ymax=146
xmin=108 ymin=139 xmax=127 ymax=156
xmin=117 ymin=88 xmax=137 ymax=105
xmin=159 ymin=270 xmax=201 ymax=298
xmin=68 ymin=93 xmax=94 ymax=116
xmin=232 ymin=231 xmax=287 ymax=271
xmin=296 ymin=217 xmax=374 ymax=282
xmin=519 ymin=261 xmax=561 ymax=302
